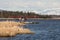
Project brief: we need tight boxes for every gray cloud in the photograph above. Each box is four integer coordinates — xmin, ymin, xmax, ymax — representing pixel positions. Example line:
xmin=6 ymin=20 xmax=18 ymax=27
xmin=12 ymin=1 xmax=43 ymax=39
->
xmin=0 ymin=0 xmax=60 ymax=15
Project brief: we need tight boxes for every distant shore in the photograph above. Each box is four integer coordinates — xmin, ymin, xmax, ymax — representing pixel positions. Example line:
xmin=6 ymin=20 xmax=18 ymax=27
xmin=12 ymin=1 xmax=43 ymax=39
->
xmin=27 ymin=18 xmax=60 ymax=20
xmin=0 ymin=18 xmax=60 ymax=20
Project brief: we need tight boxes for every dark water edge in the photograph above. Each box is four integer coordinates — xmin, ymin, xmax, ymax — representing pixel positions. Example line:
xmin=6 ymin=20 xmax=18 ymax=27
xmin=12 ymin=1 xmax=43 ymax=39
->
xmin=0 ymin=19 xmax=60 ymax=40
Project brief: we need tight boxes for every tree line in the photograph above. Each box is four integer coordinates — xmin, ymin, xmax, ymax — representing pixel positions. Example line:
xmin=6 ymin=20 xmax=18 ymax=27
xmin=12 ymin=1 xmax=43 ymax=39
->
xmin=0 ymin=10 xmax=40 ymax=18
xmin=0 ymin=10 xmax=59 ymax=18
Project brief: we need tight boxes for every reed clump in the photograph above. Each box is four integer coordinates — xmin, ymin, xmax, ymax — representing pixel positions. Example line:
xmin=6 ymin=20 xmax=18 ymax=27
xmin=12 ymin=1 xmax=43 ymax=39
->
xmin=0 ymin=21 xmax=33 ymax=37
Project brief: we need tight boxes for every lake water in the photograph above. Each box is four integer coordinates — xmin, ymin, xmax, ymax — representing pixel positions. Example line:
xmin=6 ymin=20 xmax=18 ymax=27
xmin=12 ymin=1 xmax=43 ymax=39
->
xmin=0 ymin=19 xmax=60 ymax=40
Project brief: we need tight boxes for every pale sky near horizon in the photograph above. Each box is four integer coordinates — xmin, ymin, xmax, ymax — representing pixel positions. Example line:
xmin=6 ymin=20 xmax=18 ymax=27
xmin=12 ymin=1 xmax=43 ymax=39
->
xmin=0 ymin=0 xmax=60 ymax=15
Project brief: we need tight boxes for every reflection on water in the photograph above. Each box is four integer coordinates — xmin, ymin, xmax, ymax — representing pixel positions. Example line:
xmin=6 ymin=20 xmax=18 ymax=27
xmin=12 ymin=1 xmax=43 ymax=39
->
xmin=0 ymin=19 xmax=60 ymax=40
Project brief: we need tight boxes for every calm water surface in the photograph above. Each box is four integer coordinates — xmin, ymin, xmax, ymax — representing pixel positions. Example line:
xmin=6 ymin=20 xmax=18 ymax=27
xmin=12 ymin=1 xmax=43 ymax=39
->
xmin=0 ymin=19 xmax=60 ymax=40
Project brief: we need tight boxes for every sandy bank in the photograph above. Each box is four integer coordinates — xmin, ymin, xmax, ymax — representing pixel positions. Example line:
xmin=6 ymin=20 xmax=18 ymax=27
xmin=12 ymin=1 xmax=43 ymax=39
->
xmin=0 ymin=21 xmax=34 ymax=37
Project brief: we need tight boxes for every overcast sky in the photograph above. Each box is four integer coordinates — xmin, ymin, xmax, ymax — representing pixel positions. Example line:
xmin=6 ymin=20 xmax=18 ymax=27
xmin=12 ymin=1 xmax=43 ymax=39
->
xmin=0 ymin=0 xmax=60 ymax=12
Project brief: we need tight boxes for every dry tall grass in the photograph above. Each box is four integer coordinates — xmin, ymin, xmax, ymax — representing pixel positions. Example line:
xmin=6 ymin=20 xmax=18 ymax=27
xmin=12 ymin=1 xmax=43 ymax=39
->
xmin=0 ymin=21 xmax=33 ymax=37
